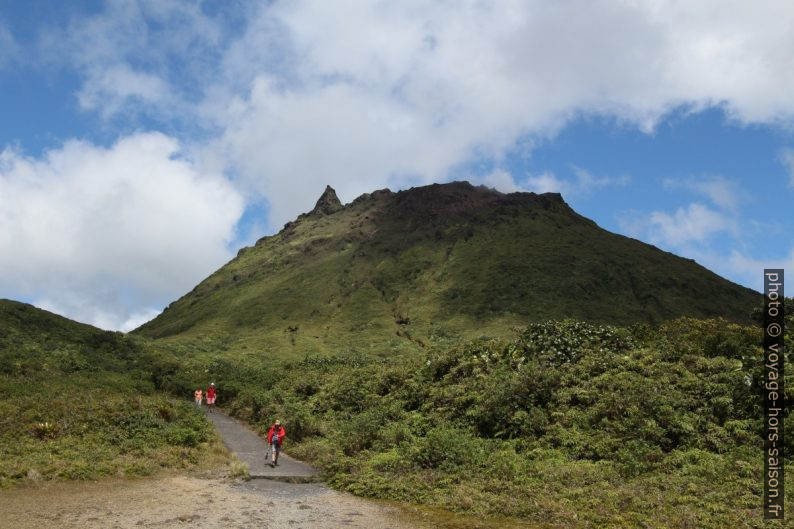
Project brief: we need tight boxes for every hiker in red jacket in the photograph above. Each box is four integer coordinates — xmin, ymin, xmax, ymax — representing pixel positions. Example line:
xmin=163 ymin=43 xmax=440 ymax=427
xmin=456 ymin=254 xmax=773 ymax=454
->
xmin=206 ymin=383 xmax=216 ymax=413
xmin=266 ymin=420 xmax=286 ymax=467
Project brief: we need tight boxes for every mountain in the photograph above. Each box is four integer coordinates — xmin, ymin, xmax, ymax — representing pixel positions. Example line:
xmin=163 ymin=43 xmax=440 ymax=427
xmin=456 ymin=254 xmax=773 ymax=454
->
xmin=0 ymin=298 xmax=140 ymax=375
xmin=133 ymin=181 xmax=760 ymax=358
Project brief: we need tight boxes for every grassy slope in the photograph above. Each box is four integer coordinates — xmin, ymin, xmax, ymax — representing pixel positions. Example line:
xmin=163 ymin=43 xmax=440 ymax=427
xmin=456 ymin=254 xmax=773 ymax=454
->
xmin=135 ymin=182 xmax=760 ymax=362
xmin=0 ymin=299 xmax=223 ymax=488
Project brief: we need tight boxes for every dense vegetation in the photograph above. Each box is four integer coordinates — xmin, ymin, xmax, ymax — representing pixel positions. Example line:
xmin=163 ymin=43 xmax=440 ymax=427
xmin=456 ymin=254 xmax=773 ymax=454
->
xmin=150 ymin=313 xmax=792 ymax=529
xmin=0 ymin=300 xmax=223 ymax=488
xmin=3 ymin=290 xmax=792 ymax=527
xmin=135 ymin=182 xmax=759 ymax=358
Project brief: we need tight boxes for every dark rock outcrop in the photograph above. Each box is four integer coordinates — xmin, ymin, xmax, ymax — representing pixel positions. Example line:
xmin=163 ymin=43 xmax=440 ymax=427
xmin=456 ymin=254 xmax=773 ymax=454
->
xmin=310 ymin=185 xmax=343 ymax=216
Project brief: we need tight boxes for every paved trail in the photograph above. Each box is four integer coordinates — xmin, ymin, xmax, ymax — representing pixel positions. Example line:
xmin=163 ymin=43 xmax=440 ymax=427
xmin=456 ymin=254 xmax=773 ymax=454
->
xmin=205 ymin=411 xmax=319 ymax=481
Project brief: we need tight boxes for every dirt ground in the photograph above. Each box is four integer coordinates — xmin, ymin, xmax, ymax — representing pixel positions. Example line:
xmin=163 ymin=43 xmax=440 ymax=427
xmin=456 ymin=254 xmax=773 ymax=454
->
xmin=0 ymin=471 xmax=535 ymax=529
xmin=0 ymin=472 xmax=414 ymax=529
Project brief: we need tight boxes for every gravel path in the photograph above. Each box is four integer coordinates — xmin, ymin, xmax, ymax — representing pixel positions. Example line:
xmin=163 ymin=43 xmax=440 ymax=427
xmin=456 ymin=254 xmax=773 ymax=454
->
xmin=205 ymin=410 xmax=318 ymax=481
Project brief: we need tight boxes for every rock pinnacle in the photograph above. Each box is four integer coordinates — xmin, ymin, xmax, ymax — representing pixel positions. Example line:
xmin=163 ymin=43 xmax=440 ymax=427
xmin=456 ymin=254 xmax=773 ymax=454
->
xmin=310 ymin=185 xmax=343 ymax=215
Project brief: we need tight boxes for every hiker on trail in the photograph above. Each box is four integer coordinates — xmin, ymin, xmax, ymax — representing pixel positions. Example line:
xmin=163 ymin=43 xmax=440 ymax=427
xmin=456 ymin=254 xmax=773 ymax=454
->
xmin=266 ymin=420 xmax=286 ymax=467
xmin=194 ymin=388 xmax=203 ymax=407
xmin=206 ymin=383 xmax=216 ymax=413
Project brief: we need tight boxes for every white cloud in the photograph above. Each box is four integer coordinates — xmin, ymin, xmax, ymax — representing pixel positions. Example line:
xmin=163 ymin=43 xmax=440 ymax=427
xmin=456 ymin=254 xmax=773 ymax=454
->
xmin=45 ymin=1 xmax=794 ymax=227
xmin=663 ymin=175 xmax=742 ymax=211
xmin=670 ymin=246 xmax=792 ymax=296
xmin=41 ymin=0 xmax=223 ymax=119
xmin=648 ymin=203 xmax=733 ymax=246
xmin=524 ymin=172 xmax=569 ymax=194
xmin=620 ymin=203 xmax=734 ymax=247
xmin=570 ymin=166 xmax=630 ymax=192
xmin=479 ymin=169 xmax=523 ymax=193
xmin=520 ymin=166 xmax=628 ymax=196
xmin=778 ymin=148 xmax=794 ymax=187
xmin=0 ymin=133 xmax=244 ymax=330
xmin=203 ymin=0 xmax=794 ymax=228
xmin=723 ymin=248 xmax=794 ymax=295
xmin=0 ymin=21 xmax=18 ymax=68
xmin=78 ymin=64 xmax=174 ymax=118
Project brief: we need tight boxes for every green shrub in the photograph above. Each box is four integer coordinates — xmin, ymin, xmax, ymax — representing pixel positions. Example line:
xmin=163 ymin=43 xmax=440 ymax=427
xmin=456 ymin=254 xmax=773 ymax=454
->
xmin=411 ymin=426 xmax=484 ymax=471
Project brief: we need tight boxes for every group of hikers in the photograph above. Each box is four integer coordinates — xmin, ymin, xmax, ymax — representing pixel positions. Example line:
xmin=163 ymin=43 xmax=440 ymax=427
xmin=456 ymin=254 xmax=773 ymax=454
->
xmin=193 ymin=383 xmax=217 ymax=412
xmin=192 ymin=383 xmax=286 ymax=467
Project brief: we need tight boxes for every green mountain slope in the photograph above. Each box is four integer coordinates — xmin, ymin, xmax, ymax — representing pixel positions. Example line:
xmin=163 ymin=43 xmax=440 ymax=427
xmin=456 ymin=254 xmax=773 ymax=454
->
xmin=0 ymin=299 xmax=220 ymax=487
xmin=134 ymin=181 xmax=760 ymax=357
xmin=0 ymin=298 xmax=139 ymax=375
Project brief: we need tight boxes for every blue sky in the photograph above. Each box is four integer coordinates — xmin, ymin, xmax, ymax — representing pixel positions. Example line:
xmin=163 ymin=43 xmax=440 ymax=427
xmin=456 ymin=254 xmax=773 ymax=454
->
xmin=1 ymin=1 xmax=792 ymax=330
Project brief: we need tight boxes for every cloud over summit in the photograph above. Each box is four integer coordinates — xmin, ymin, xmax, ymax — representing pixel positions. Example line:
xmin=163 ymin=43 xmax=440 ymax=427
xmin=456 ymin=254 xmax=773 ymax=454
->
xmin=55 ymin=1 xmax=794 ymax=225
